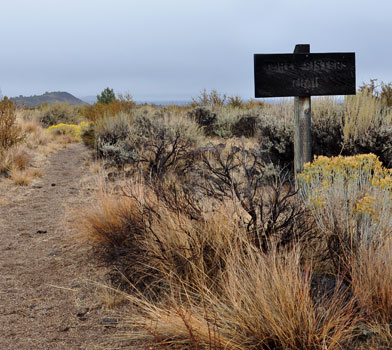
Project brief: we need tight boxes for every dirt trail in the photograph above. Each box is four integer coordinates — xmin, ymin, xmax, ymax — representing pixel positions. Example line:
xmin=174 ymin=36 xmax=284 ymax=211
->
xmin=0 ymin=144 xmax=126 ymax=349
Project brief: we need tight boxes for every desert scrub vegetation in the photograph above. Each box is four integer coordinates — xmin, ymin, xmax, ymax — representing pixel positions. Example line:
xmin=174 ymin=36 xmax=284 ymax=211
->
xmin=37 ymin=102 xmax=84 ymax=127
xmin=76 ymin=84 xmax=392 ymax=349
xmin=78 ymin=179 xmax=362 ymax=349
xmin=82 ymin=95 xmax=135 ymax=122
xmin=79 ymin=154 xmax=392 ymax=349
xmin=0 ymin=98 xmax=78 ymax=183
xmin=94 ymin=111 xmax=203 ymax=178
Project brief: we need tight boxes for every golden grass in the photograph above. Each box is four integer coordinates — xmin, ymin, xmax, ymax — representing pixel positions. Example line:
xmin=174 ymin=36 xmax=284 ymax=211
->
xmin=29 ymin=168 xmax=44 ymax=178
xmin=75 ymin=185 xmax=145 ymax=247
xmin=351 ymin=238 xmax=392 ymax=341
xmin=10 ymin=168 xmax=33 ymax=186
xmin=10 ymin=147 xmax=31 ymax=170
xmin=97 ymin=284 xmax=128 ymax=309
xmin=344 ymin=89 xmax=392 ymax=143
xmin=126 ymin=245 xmax=359 ymax=350
xmin=0 ymin=146 xmax=31 ymax=175
xmin=89 ymin=161 xmax=101 ymax=174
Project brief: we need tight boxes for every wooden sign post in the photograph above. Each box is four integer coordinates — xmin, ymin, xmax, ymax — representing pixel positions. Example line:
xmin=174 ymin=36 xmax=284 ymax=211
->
xmin=254 ymin=44 xmax=356 ymax=180
xmin=293 ymin=44 xmax=311 ymax=176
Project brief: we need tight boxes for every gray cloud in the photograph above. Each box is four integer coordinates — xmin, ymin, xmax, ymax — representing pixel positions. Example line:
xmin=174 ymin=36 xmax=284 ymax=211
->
xmin=1 ymin=0 xmax=391 ymax=100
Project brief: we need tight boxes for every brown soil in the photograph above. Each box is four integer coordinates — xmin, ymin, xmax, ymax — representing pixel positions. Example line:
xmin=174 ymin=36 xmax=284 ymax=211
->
xmin=0 ymin=143 xmax=130 ymax=349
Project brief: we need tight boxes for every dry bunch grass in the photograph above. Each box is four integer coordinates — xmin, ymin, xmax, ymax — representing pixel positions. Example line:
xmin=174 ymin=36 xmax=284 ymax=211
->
xmin=343 ymin=90 xmax=392 ymax=144
xmin=0 ymin=146 xmax=31 ymax=175
xmin=126 ymin=245 xmax=359 ymax=350
xmin=10 ymin=168 xmax=34 ymax=186
xmin=351 ymin=238 xmax=392 ymax=343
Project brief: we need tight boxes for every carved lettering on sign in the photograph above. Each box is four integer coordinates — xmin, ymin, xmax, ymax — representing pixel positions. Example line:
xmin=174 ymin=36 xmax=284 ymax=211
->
xmin=254 ymin=52 xmax=356 ymax=97
xmin=292 ymin=77 xmax=319 ymax=89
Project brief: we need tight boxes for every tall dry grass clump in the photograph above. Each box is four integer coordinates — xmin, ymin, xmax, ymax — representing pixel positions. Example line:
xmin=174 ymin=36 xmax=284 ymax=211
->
xmin=0 ymin=146 xmax=31 ymax=176
xmin=127 ymin=245 xmax=359 ymax=350
xmin=0 ymin=97 xmax=24 ymax=150
xmin=343 ymin=89 xmax=386 ymax=144
xmin=342 ymin=89 xmax=392 ymax=166
xmin=350 ymin=238 xmax=392 ymax=343
xmin=0 ymin=98 xmax=30 ymax=178
xmin=76 ymin=188 xmax=145 ymax=249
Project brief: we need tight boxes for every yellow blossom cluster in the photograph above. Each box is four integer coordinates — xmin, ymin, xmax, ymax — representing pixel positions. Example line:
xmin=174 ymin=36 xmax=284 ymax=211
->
xmin=353 ymin=194 xmax=378 ymax=218
xmin=47 ymin=121 xmax=92 ymax=140
xmin=299 ymin=154 xmax=389 ymax=190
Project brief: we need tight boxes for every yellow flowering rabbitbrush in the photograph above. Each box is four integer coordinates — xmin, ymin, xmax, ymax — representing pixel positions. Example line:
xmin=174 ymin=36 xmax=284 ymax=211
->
xmin=298 ymin=154 xmax=392 ymax=245
xmin=47 ymin=121 xmax=92 ymax=140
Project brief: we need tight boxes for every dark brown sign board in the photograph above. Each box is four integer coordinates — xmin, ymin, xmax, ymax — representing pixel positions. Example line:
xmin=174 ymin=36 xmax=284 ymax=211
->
xmin=254 ymin=52 xmax=356 ymax=97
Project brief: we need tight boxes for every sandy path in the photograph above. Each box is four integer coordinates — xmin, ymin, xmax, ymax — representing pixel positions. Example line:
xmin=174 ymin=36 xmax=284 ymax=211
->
xmin=0 ymin=143 xmax=127 ymax=349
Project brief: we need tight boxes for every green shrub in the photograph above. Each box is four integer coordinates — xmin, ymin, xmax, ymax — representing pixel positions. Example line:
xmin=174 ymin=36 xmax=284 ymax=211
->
xmin=131 ymin=114 xmax=201 ymax=178
xmin=344 ymin=123 xmax=392 ymax=167
xmin=79 ymin=122 xmax=95 ymax=148
xmin=97 ymin=87 xmax=116 ymax=104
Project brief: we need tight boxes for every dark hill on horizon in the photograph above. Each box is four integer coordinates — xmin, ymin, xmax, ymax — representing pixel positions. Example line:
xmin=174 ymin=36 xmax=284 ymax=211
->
xmin=11 ymin=91 xmax=88 ymax=107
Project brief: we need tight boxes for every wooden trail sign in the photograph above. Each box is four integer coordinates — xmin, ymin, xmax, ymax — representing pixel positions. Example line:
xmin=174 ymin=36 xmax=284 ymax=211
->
xmin=253 ymin=44 xmax=356 ymax=178
xmin=254 ymin=52 xmax=356 ymax=97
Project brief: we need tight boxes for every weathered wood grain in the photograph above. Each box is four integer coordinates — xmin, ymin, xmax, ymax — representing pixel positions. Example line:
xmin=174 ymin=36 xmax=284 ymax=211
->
xmin=292 ymin=45 xmax=312 ymax=180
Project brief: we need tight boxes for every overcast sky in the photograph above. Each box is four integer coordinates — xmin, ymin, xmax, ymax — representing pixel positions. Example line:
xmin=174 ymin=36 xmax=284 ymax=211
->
xmin=1 ymin=0 xmax=391 ymax=101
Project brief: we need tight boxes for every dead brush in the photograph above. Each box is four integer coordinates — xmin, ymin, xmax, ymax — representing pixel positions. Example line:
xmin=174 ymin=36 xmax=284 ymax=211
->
xmin=76 ymin=180 xmax=247 ymax=294
xmin=192 ymin=141 xmax=315 ymax=252
xmin=126 ymin=244 xmax=360 ymax=350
